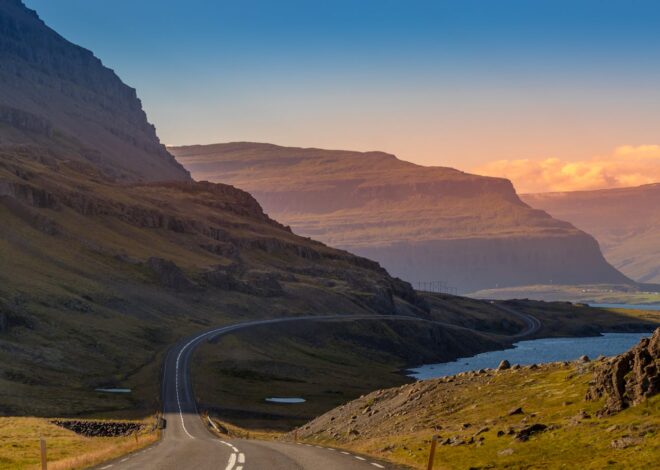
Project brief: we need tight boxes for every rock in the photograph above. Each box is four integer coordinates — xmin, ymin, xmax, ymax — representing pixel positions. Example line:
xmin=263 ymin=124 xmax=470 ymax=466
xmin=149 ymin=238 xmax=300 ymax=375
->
xmin=51 ymin=419 xmax=142 ymax=437
xmin=579 ymin=355 xmax=591 ymax=363
xmin=146 ymin=257 xmax=195 ymax=290
xmin=497 ymin=360 xmax=511 ymax=371
xmin=511 ymin=364 xmax=521 ymax=370
xmin=514 ymin=424 xmax=548 ymax=441
xmin=586 ymin=328 xmax=659 ymax=415
xmin=508 ymin=407 xmax=524 ymax=416
xmin=611 ymin=437 xmax=642 ymax=449
xmin=474 ymin=427 xmax=489 ymax=436
xmin=498 ymin=448 xmax=514 ymax=456
xmin=573 ymin=410 xmax=591 ymax=420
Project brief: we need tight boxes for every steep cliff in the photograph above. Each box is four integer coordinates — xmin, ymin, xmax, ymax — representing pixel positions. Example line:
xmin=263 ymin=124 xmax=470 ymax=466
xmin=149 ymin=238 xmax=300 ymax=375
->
xmin=170 ymin=142 xmax=630 ymax=293
xmin=0 ymin=0 xmax=189 ymax=181
xmin=522 ymin=184 xmax=660 ymax=284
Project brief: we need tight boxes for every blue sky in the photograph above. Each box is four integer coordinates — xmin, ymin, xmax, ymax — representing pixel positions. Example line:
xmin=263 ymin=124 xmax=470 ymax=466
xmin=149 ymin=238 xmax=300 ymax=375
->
xmin=23 ymin=0 xmax=660 ymax=178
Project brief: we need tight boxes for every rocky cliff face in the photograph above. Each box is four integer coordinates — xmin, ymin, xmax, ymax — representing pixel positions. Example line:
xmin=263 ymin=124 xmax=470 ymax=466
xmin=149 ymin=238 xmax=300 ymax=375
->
xmin=587 ymin=328 xmax=659 ymax=415
xmin=170 ymin=142 xmax=631 ymax=293
xmin=0 ymin=0 xmax=189 ymax=182
xmin=522 ymin=184 xmax=660 ymax=284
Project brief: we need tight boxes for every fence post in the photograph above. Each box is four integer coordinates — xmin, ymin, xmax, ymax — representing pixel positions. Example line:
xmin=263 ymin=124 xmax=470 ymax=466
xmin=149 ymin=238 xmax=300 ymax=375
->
xmin=40 ymin=438 xmax=47 ymax=470
xmin=426 ymin=435 xmax=438 ymax=470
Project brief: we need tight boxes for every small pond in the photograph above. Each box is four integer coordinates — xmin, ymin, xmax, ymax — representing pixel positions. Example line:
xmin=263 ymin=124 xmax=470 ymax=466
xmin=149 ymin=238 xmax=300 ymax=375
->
xmin=407 ymin=332 xmax=651 ymax=380
xmin=265 ymin=397 xmax=306 ymax=404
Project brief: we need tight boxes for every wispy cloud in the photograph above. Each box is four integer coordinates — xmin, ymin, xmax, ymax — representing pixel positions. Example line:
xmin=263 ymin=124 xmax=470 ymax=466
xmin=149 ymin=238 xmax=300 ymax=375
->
xmin=473 ymin=145 xmax=660 ymax=193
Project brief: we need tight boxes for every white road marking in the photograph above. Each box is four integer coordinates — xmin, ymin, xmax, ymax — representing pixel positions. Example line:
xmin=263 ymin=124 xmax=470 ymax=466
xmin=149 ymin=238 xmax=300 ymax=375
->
xmin=224 ymin=453 xmax=237 ymax=470
xmin=236 ymin=467 xmax=243 ymax=470
xmin=120 ymin=458 xmax=129 ymax=462
xmin=101 ymin=466 xmax=113 ymax=469
xmin=355 ymin=456 xmax=366 ymax=461
xmin=371 ymin=463 xmax=385 ymax=468
xmin=341 ymin=451 xmax=350 ymax=455
xmin=238 ymin=453 xmax=245 ymax=463
xmin=231 ymin=446 xmax=239 ymax=453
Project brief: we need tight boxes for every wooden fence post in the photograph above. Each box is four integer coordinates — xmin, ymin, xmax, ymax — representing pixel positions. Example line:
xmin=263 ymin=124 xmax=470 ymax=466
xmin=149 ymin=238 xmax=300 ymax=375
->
xmin=427 ymin=435 xmax=438 ymax=470
xmin=40 ymin=438 xmax=47 ymax=470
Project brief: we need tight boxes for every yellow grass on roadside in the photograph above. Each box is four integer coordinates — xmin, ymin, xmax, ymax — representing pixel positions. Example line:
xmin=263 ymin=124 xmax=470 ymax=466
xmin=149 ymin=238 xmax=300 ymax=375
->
xmin=0 ymin=417 xmax=159 ymax=470
xmin=48 ymin=431 xmax=159 ymax=470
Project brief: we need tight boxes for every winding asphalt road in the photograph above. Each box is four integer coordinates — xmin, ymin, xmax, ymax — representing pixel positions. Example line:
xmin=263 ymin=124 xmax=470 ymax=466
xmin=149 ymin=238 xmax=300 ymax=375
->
xmin=95 ymin=310 xmax=540 ymax=470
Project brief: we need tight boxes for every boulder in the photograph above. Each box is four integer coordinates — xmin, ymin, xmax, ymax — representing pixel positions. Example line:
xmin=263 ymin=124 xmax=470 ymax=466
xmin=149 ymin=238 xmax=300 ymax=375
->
xmin=497 ymin=360 xmax=511 ymax=371
xmin=514 ymin=423 xmax=547 ymax=441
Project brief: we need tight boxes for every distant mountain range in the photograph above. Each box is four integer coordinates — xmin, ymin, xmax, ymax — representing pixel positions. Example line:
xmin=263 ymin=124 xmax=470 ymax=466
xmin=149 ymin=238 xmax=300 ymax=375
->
xmin=522 ymin=183 xmax=660 ymax=284
xmin=170 ymin=142 xmax=631 ymax=293
xmin=0 ymin=0 xmax=189 ymax=182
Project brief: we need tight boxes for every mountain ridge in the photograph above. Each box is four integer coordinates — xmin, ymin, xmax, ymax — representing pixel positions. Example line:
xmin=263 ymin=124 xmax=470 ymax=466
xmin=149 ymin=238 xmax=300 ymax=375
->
xmin=522 ymin=183 xmax=660 ymax=284
xmin=0 ymin=0 xmax=189 ymax=182
xmin=170 ymin=141 xmax=631 ymax=293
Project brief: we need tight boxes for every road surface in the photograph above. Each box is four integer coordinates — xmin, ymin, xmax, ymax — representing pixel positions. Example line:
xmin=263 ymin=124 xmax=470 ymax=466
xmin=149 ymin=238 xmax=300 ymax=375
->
xmin=96 ymin=310 xmax=540 ymax=469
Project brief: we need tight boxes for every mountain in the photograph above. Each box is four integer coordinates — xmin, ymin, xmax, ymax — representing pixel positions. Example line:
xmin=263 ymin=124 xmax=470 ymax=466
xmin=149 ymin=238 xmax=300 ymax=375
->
xmin=0 ymin=0 xmax=189 ymax=182
xmin=170 ymin=142 xmax=630 ymax=293
xmin=0 ymin=1 xmax=439 ymax=416
xmin=522 ymin=184 xmax=660 ymax=284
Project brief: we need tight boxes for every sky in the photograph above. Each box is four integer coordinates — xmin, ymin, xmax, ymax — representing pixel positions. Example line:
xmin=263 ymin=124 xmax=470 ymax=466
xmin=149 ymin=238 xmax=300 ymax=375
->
xmin=24 ymin=0 xmax=660 ymax=193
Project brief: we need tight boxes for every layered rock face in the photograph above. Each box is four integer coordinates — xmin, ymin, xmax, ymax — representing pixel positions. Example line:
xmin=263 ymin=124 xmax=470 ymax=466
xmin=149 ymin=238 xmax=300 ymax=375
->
xmin=587 ymin=328 xmax=659 ymax=415
xmin=522 ymin=184 xmax=660 ymax=284
xmin=0 ymin=0 xmax=189 ymax=182
xmin=170 ymin=142 xmax=630 ymax=293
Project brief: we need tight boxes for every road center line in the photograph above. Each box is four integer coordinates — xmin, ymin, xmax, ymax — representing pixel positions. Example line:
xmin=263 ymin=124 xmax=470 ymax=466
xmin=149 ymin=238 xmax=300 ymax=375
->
xmin=224 ymin=453 xmax=237 ymax=470
xmin=371 ymin=463 xmax=385 ymax=468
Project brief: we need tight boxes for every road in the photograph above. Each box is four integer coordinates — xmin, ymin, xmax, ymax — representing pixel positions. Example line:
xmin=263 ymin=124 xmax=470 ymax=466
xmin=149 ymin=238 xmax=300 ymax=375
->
xmin=96 ymin=310 xmax=540 ymax=470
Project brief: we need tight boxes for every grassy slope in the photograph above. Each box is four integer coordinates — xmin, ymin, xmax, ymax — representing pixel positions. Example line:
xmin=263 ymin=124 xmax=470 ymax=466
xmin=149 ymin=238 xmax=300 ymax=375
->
xmin=0 ymin=417 xmax=158 ymax=470
xmin=0 ymin=149 xmax=426 ymax=418
xmin=296 ymin=361 xmax=659 ymax=469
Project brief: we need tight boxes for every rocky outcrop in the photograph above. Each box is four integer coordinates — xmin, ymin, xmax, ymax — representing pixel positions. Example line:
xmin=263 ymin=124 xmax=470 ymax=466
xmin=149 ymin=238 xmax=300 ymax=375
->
xmin=170 ymin=142 xmax=631 ymax=293
xmin=586 ymin=328 xmax=660 ymax=415
xmin=146 ymin=258 xmax=195 ymax=290
xmin=0 ymin=1 xmax=190 ymax=182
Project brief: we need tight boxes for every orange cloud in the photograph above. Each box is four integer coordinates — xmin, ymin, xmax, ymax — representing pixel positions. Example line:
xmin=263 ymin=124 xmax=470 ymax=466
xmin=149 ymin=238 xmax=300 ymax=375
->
xmin=473 ymin=145 xmax=660 ymax=193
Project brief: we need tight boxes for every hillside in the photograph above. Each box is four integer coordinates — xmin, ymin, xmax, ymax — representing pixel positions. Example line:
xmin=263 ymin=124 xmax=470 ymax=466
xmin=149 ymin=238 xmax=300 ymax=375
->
xmin=0 ymin=0 xmax=189 ymax=182
xmin=170 ymin=142 xmax=630 ymax=293
xmin=0 ymin=1 xmax=439 ymax=417
xmin=293 ymin=329 xmax=660 ymax=469
xmin=522 ymin=184 xmax=660 ymax=284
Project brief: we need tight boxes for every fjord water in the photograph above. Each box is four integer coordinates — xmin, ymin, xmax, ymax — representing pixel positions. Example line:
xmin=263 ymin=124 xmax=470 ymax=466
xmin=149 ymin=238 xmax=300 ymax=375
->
xmin=408 ymin=332 xmax=650 ymax=380
xmin=589 ymin=303 xmax=660 ymax=311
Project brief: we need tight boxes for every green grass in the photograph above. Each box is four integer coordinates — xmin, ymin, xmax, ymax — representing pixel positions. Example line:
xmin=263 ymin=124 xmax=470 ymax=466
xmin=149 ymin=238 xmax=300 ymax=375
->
xmin=471 ymin=284 xmax=660 ymax=305
xmin=301 ymin=363 xmax=660 ymax=469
